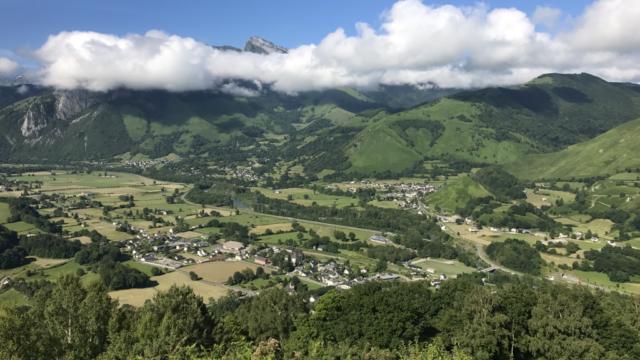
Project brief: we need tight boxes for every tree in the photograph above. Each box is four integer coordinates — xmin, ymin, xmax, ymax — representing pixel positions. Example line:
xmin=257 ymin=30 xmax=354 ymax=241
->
xmin=28 ymin=275 xmax=116 ymax=360
xmin=437 ymin=286 xmax=508 ymax=360
xmin=234 ymin=288 xmax=306 ymax=341
xmin=527 ymin=290 xmax=605 ymax=360
xmin=189 ymin=271 xmax=201 ymax=281
xmin=333 ymin=230 xmax=346 ymax=241
xmin=375 ymin=258 xmax=388 ymax=272
xmin=133 ymin=286 xmax=212 ymax=358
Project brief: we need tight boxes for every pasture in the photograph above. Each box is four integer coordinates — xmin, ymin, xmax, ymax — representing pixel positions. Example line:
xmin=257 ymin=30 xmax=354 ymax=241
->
xmin=412 ymin=258 xmax=476 ymax=277
xmin=108 ymin=262 xmax=246 ymax=307
xmin=2 ymin=171 xmax=231 ymax=241
xmin=252 ymin=187 xmax=357 ymax=208
xmin=0 ymin=202 xmax=9 ymax=224
xmin=179 ymin=261 xmax=259 ymax=283
xmin=525 ymin=189 xmax=575 ymax=208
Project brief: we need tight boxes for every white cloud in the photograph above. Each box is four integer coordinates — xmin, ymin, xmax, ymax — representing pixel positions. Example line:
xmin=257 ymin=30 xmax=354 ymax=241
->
xmin=567 ymin=0 xmax=640 ymax=53
xmin=532 ymin=6 xmax=563 ymax=28
xmin=31 ymin=0 xmax=640 ymax=92
xmin=0 ymin=57 xmax=18 ymax=75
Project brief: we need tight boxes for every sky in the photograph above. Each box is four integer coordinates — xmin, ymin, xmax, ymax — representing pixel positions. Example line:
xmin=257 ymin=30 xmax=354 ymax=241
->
xmin=0 ymin=1 xmax=591 ymax=50
xmin=0 ymin=0 xmax=638 ymax=93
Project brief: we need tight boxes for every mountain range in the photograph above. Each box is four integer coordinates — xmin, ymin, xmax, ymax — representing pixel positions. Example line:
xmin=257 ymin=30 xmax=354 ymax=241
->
xmin=2 ymin=55 xmax=640 ymax=180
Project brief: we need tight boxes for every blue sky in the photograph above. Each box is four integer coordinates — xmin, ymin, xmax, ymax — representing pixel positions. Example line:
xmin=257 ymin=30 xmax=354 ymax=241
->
xmin=1 ymin=0 xmax=592 ymax=52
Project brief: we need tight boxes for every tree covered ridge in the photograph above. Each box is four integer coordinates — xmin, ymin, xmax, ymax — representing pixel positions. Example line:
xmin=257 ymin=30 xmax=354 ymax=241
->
xmin=1 ymin=273 xmax=639 ymax=359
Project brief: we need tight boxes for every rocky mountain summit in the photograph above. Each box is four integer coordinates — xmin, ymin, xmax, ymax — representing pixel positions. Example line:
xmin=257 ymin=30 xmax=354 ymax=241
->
xmin=243 ymin=36 xmax=288 ymax=55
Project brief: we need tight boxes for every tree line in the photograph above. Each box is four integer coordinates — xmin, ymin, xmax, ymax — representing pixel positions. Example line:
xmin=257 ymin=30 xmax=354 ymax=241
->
xmin=1 ymin=272 xmax=639 ymax=359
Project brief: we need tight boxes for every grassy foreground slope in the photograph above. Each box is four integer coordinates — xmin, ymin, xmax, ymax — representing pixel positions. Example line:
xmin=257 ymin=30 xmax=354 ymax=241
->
xmin=507 ymin=117 xmax=640 ymax=180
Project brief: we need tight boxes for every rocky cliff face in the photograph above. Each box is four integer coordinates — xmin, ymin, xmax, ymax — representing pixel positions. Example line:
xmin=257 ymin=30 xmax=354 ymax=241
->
xmin=244 ymin=36 xmax=288 ymax=55
xmin=21 ymin=100 xmax=51 ymax=138
xmin=53 ymin=89 xmax=101 ymax=121
xmin=19 ymin=90 xmax=102 ymax=139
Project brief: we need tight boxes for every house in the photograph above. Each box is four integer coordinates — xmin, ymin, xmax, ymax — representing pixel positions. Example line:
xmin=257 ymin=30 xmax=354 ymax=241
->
xmin=369 ymin=234 xmax=389 ymax=244
xmin=197 ymin=249 xmax=208 ymax=257
xmin=375 ymin=273 xmax=400 ymax=281
xmin=254 ymin=256 xmax=269 ymax=265
xmin=140 ymin=253 xmax=157 ymax=262
xmin=223 ymin=241 xmax=245 ymax=253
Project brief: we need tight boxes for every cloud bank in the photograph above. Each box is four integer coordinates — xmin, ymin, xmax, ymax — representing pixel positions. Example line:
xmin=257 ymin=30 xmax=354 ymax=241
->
xmin=31 ymin=0 xmax=640 ymax=93
xmin=0 ymin=57 xmax=18 ymax=75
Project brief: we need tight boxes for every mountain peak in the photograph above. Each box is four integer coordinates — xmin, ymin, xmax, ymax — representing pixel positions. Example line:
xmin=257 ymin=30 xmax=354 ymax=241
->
xmin=244 ymin=36 xmax=288 ymax=55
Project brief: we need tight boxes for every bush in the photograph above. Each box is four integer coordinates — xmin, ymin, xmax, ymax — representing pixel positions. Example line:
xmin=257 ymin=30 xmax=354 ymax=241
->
xmin=189 ymin=271 xmax=201 ymax=281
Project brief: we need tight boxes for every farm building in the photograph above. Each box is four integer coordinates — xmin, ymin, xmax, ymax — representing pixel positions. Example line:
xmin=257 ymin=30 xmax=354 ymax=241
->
xmin=223 ymin=241 xmax=245 ymax=253
xmin=369 ymin=234 xmax=389 ymax=244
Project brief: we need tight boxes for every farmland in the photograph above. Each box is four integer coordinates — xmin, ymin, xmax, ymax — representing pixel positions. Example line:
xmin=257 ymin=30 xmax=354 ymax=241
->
xmin=252 ymin=187 xmax=357 ymax=208
xmin=109 ymin=261 xmax=258 ymax=306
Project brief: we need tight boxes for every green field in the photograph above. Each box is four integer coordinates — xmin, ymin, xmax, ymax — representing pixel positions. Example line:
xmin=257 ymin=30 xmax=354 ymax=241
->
xmin=568 ymin=270 xmax=640 ymax=295
xmin=123 ymin=260 xmax=160 ymax=276
xmin=413 ymin=258 xmax=476 ymax=277
xmin=3 ymin=171 xmax=211 ymax=241
xmin=0 ymin=202 xmax=10 ymax=224
xmin=525 ymin=189 xmax=575 ymax=208
xmin=0 ymin=288 xmax=28 ymax=308
xmin=3 ymin=221 xmax=39 ymax=234
xmin=252 ymin=187 xmax=357 ymax=208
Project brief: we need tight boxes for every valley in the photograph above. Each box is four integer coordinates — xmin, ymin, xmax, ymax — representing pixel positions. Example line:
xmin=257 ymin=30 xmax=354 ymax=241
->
xmin=3 ymin=73 xmax=640 ymax=359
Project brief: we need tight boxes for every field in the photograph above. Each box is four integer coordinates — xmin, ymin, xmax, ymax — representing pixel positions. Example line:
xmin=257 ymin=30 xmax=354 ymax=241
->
xmin=0 ymin=289 xmax=28 ymax=308
xmin=179 ymin=261 xmax=259 ymax=283
xmin=252 ymin=187 xmax=357 ymax=208
xmin=555 ymin=217 xmax=614 ymax=239
xmin=525 ymin=189 xmax=575 ymax=208
xmin=412 ymin=258 xmax=476 ymax=277
xmin=567 ymin=270 xmax=640 ymax=295
xmin=2 ymin=171 xmax=227 ymax=241
xmin=250 ymin=223 xmax=293 ymax=235
xmin=0 ymin=202 xmax=9 ymax=224
xmin=109 ymin=261 xmax=259 ymax=306
xmin=2 ymin=221 xmax=39 ymax=234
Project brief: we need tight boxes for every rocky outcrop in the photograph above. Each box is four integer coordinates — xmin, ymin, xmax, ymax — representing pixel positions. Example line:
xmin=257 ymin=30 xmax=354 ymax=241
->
xmin=53 ymin=89 xmax=101 ymax=121
xmin=19 ymin=90 xmax=102 ymax=139
xmin=244 ymin=36 xmax=288 ymax=55
xmin=20 ymin=100 xmax=51 ymax=138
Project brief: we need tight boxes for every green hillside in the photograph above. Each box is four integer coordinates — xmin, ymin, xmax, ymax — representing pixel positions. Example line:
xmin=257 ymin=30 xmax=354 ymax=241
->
xmin=344 ymin=73 xmax=640 ymax=174
xmin=347 ymin=98 xmax=536 ymax=173
xmin=2 ymin=73 xmax=640 ymax=177
xmin=427 ymin=174 xmax=490 ymax=212
xmin=0 ymin=88 xmax=378 ymax=162
xmin=507 ymin=117 xmax=640 ymax=180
